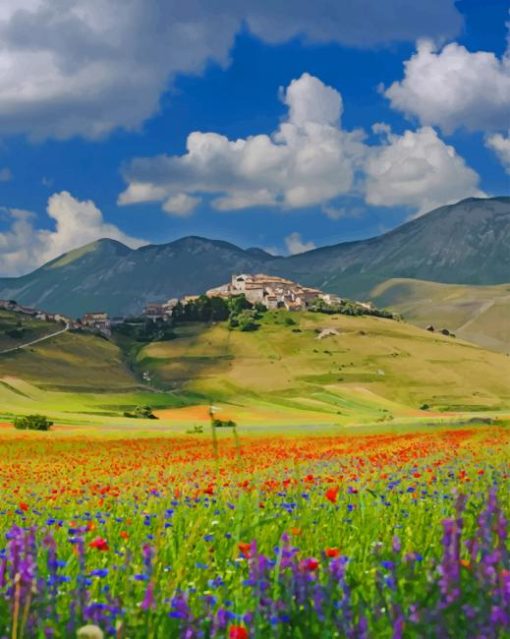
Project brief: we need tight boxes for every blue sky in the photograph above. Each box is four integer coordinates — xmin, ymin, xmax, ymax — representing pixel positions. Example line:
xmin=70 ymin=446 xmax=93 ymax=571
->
xmin=0 ymin=0 xmax=509 ymax=275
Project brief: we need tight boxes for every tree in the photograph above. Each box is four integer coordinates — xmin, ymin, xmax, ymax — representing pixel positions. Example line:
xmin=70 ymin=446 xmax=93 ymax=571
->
xmin=209 ymin=296 xmax=230 ymax=321
xmin=227 ymin=295 xmax=252 ymax=316
xmin=237 ymin=309 xmax=260 ymax=332
xmin=14 ymin=415 xmax=53 ymax=431
xmin=123 ymin=405 xmax=158 ymax=419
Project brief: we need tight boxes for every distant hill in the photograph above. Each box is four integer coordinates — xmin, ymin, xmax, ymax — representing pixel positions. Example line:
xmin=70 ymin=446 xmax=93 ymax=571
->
xmin=0 ymin=197 xmax=509 ymax=317
xmin=137 ymin=310 xmax=510 ymax=416
xmin=0 ymin=309 xmax=137 ymax=392
xmin=276 ymin=196 xmax=510 ymax=296
xmin=3 ymin=310 xmax=510 ymax=422
xmin=371 ymin=278 xmax=510 ymax=353
xmin=0 ymin=237 xmax=273 ymax=317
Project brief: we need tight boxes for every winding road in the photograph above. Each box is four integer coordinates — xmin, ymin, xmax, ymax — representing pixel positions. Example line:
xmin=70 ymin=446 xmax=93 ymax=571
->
xmin=0 ymin=323 xmax=69 ymax=355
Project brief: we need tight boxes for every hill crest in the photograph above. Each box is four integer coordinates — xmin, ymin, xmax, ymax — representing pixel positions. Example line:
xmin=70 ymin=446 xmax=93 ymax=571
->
xmin=0 ymin=196 xmax=509 ymax=316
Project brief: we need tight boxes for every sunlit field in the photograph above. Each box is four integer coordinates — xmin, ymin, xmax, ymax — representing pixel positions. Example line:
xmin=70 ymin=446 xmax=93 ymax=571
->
xmin=0 ymin=423 xmax=508 ymax=638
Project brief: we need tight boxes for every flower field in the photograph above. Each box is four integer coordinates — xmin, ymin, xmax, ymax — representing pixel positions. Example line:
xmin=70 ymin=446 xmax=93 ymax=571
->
xmin=0 ymin=424 xmax=508 ymax=638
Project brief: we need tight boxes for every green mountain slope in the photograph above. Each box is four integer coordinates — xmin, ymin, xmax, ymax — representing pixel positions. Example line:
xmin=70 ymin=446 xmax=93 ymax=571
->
xmin=371 ymin=278 xmax=510 ymax=353
xmin=0 ymin=197 xmax=509 ymax=317
xmin=0 ymin=237 xmax=274 ymax=317
xmin=0 ymin=328 xmax=137 ymax=392
xmin=277 ymin=196 xmax=510 ymax=296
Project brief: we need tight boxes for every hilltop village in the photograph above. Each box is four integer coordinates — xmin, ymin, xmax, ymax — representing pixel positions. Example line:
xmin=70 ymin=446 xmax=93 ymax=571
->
xmin=0 ymin=300 xmax=115 ymax=336
xmin=144 ymin=273 xmax=349 ymax=321
xmin=0 ymin=273 xmax=380 ymax=337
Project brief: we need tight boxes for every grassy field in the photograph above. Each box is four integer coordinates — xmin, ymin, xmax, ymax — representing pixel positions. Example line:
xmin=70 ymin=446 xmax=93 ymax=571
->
xmin=137 ymin=311 xmax=510 ymax=421
xmin=0 ymin=422 xmax=507 ymax=637
xmin=0 ymin=309 xmax=60 ymax=351
xmin=2 ymin=309 xmax=510 ymax=429
xmin=371 ymin=278 xmax=510 ymax=353
xmin=0 ymin=376 xmax=203 ymax=429
xmin=0 ymin=330 xmax=138 ymax=392
xmin=1 ymin=308 xmax=509 ymax=637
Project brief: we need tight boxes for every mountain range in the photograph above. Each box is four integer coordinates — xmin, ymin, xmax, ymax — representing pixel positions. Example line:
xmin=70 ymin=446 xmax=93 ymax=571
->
xmin=0 ymin=196 xmax=509 ymax=317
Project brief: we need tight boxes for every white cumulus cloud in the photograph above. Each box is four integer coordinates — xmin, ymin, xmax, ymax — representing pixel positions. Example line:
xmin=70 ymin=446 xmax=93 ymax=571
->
xmin=118 ymin=73 xmax=365 ymax=214
xmin=285 ymin=232 xmax=316 ymax=255
xmin=385 ymin=39 xmax=510 ymax=133
xmin=162 ymin=193 xmax=201 ymax=217
xmin=119 ymin=73 xmax=367 ymax=213
xmin=0 ymin=1 xmax=462 ymax=140
xmin=486 ymin=131 xmax=510 ymax=174
xmin=0 ymin=191 xmax=144 ymax=276
xmin=364 ymin=126 xmax=485 ymax=215
xmin=120 ymin=72 xmax=483 ymax=218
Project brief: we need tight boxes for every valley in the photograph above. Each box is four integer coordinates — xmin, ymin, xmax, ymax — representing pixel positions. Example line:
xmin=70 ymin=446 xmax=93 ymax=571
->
xmin=2 ymin=306 xmax=510 ymax=430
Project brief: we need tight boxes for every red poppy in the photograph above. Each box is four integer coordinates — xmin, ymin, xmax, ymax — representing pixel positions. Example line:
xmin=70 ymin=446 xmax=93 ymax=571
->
xmin=229 ymin=626 xmax=248 ymax=639
xmin=238 ymin=542 xmax=251 ymax=558
xmin=303 ymin=557 xmax=319 ymax=571
xmin=89 ymin=536 xmax=109 ymax=551
xmin=18 ymin=502 xmax=29 ymax=512
xmin=325 ymin=547 xmax=340 ymax=558
xmin=325 ymin=486 xmax=339 ymax=503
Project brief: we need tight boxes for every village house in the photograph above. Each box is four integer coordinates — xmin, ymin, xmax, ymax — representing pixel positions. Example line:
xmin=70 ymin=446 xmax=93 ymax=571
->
xmin=81 ymin=311 xmax=111 ymax=336
xmin=320 ymin=293 xmax=343 ymax=306
xmin=0 ymin=300 xmax=16 ymax=311
xmin=2 ymin=299 xmax=74 ymax=326
xmin=206 ymin=274 xmax=334 ymax=311
xmin=143 ymin=302 xmax=168 ymax=321
xmin=142 ymin=298 xmax=179 ymax=321
xmin=11 ymin=304 xmax=37 ymax=316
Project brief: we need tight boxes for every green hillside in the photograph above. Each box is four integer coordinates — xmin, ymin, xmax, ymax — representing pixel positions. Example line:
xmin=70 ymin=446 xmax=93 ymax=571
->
xmin=2 ymin=309 xmax=510 ymax=427
xmin=0 ymin=329 xmax=137 ymax=392
xmin=0 ymin=317 xmax=198 ymax=425
xmin=0 ymin=309 xmax=59 ymax=351
xmin=135 ymin=311 xmax=510 ymax=420
xmin=371 ymin=278 xmax=510 ymax=353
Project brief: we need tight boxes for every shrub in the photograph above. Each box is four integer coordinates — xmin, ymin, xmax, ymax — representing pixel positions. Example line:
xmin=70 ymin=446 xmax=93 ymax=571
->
xmin=13 ymin=415 xmax=53 ymax=431
xmin=186 ymin=425 xmax=204 ymax=434
xmin=212 ymin=418 xmax=237 ymax=428
xmin=123 ymin=405 xmax=158 ymax=419
xmin=239 ymin=319 xmax=259 ymax=332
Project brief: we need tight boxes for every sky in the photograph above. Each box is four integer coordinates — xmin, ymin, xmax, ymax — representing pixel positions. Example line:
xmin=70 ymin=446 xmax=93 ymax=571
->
xmin=0 ymin=0 xmax=509 ymax=276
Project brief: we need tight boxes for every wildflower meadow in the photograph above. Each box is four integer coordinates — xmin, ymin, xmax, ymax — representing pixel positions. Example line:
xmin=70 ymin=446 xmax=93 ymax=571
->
xmin=0 ymin=424 xmax=508 ymax=638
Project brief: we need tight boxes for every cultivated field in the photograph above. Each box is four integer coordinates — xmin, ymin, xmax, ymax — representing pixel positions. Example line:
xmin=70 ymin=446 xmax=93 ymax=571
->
xmin=371 ymin=278 xmax=510 ymax=353
xmin=3 ymin=310 xmax=510 ymax=430
xmin=138 ymin=311 xmax=510 ymax=417
xmin=0 ymin=422 xmax=507 ymax=637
